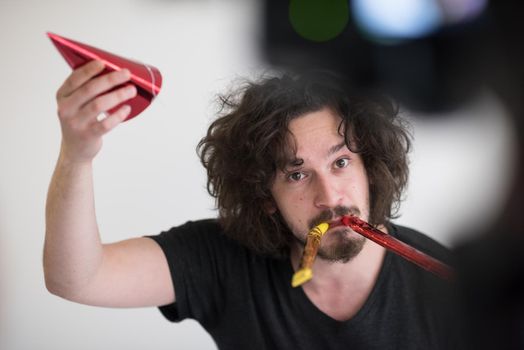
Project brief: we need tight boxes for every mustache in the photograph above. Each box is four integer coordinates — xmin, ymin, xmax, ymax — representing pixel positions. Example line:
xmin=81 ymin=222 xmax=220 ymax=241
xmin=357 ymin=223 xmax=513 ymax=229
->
xmin=308 ymin=206 xmax=360 ymax=229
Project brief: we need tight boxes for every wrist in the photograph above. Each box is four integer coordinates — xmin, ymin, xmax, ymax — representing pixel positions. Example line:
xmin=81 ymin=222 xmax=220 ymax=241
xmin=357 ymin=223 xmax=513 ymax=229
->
xmin=58 ymin=141 xmax=97 ymax=166
xmin=58 ymin=148 xmax=94 ymax=169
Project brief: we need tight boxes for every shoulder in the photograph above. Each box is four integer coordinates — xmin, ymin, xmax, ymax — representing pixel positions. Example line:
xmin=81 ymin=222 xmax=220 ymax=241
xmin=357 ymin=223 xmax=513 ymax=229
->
xmin=165 ymin=218 xmax=222 ymax=233
xmin=153 ymin=218 xmax=223 ymax=242
xmin=149 ymin=218 xmax=251 ymax=259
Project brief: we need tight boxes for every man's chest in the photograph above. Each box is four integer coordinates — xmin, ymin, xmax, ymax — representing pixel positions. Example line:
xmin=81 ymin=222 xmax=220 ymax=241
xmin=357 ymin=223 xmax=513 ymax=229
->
xmin=301 ymin=284 xmax=373 ymax=321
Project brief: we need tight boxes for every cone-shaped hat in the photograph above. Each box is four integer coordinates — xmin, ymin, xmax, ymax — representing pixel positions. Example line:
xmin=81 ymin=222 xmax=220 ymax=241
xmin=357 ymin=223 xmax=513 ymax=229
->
xmin=47 ymin=32 xmax=162 ymax=121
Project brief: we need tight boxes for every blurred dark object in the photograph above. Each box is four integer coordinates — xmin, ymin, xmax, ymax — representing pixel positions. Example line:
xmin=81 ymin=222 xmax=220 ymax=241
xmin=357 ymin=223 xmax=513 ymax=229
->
xmin=454 ymin=5 xmax=524 ymax=347
xmin=262 ymin=0 xmax=501 ymax=114
xmin=455 ymin=228 xmax=524 ymax=349
xmin=262 ymin=1 xmax=523 ymax=348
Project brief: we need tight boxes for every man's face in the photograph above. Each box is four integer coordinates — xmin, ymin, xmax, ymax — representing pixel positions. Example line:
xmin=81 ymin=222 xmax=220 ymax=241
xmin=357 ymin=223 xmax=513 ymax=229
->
xmin=270 ymin=108 xmax=370 ymax=263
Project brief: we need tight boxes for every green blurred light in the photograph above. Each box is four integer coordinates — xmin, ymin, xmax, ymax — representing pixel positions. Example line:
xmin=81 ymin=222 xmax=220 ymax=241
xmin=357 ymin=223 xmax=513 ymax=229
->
xmin=289 ymin=0 xmax=349 ymax=42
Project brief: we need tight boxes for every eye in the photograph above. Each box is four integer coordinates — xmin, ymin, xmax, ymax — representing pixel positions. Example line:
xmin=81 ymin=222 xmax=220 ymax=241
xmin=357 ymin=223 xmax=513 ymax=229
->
xmin=334 ymin=157 xmax=350 ymax=169
xmin=287 ymin=171 xmax=306 ymax=182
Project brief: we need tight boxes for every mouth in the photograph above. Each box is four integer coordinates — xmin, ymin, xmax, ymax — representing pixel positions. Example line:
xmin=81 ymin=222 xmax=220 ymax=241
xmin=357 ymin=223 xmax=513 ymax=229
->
xmin=327 ymin=219 xmax=344 ymax=229
xmin=325 ymin=216 xmax=363 ymax=236
xmin=327 ymin=216 xmax=353 ymax=229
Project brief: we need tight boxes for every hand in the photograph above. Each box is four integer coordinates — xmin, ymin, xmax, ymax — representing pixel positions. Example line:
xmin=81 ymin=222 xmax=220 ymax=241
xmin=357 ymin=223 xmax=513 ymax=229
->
xmin=55 ymin=60 xmax=137 ymax=163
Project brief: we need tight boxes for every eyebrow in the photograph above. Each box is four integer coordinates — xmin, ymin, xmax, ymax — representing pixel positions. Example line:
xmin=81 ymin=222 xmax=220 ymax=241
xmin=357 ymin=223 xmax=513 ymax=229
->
xmin=284 ymin=142 xmax=347 ymax=169
xmin=328 ymin=142 xmax=347 ymax=157
xmin=286 ymin=158 xmax=304 ymax=169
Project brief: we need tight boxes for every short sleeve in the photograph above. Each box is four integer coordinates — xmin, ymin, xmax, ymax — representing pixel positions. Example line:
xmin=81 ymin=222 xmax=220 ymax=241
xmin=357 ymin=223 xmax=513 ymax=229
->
xmin=147 ymin=219 xmax=246 ymax=325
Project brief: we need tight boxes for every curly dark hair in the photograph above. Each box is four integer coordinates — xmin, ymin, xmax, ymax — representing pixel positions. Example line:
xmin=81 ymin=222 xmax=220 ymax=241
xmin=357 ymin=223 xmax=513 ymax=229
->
xmin=197 ymin=71 xmax=411 ymax=257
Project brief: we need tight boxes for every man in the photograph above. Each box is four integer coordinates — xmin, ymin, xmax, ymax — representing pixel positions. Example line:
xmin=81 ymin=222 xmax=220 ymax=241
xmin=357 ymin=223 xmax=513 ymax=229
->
xmin=44 ymin=61 xmax=456 ymax=349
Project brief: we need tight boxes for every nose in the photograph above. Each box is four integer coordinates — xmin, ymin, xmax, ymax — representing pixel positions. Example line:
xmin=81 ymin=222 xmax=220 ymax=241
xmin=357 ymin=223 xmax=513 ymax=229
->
xmin=313 ymin=173 xmax=343 ymax=209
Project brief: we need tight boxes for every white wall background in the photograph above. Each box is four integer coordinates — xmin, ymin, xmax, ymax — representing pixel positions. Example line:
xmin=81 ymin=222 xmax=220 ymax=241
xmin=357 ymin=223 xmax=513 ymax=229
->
xmin=0 ymin=0 xmax=517 ymax=349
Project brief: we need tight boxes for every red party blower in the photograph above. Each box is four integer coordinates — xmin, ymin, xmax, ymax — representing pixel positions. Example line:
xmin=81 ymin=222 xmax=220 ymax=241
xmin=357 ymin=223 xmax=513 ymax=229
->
xmin=341 ymin=215 xmax=454 ymax=280
xmin=47 ymin=32 xmax=162 ymax=121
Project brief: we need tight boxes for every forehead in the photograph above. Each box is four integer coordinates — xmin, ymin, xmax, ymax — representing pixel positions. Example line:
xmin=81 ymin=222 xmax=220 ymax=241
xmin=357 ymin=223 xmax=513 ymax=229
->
xmin=288 ymin=108 xmax=344 ymax=148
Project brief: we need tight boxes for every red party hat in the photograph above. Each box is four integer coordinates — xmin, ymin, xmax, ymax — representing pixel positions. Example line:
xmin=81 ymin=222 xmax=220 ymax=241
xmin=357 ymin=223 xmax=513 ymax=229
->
xmin=47 ymin=32 xmax=162 ymax=121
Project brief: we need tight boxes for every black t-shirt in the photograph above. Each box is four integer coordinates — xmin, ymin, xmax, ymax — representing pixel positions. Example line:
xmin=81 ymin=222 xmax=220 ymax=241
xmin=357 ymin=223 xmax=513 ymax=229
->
xmin=149 ymin=219 xmax=460 ymax=349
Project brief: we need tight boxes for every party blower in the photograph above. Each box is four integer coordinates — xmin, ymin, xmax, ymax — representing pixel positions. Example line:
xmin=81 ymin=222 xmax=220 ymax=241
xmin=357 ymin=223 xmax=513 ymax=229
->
xmin=47 ymin=32 xmax=162 ymax=121
xmin=292 ymin=216 xmax=453 ymax=287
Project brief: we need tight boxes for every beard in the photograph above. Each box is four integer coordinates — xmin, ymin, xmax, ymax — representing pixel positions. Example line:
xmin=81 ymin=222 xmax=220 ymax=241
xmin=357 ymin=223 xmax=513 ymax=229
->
xmin=295 ymin=205 xmax=367 ymax=263
xmin=294 ymin=227 xmax=366 ymax=263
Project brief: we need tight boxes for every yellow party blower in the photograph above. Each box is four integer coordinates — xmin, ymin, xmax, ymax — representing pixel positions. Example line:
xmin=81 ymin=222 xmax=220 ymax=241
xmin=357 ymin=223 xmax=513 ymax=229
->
xmin=291 ymin=222 xmax=329 ymax=287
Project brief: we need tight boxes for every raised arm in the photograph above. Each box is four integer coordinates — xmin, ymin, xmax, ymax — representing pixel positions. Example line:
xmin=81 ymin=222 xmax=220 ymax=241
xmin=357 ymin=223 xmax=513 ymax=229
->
xmin=44 ymin=61 xmax=174 ymax=307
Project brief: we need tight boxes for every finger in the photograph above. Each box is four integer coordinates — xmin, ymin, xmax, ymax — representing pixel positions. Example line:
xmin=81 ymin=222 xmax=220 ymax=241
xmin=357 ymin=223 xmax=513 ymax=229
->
xmin=76 ymin=84 xmax=137 ymax=126
xmin=65 ymin=69 xmax=133 ymax=113
xmin=92 ymin=104 xmax=132 ymax=136
xmin=57 ymin=60 xmax=105 ymax=100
